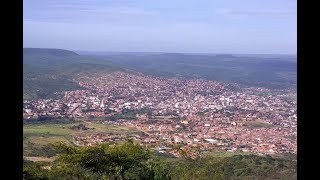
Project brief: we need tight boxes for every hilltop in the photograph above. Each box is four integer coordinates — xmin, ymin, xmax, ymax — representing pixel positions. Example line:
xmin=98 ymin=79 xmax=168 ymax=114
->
xmin=24 ymin=48 xmax=80 ymax=56
xmin=23 ymin=48 xmax=129 ymax=100
xmin=23 ymin=48 xmax=115 ymax=70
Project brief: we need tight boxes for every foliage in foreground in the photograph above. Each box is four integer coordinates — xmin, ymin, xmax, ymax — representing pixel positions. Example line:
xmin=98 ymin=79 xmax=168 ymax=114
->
xmin=23 ymin=141 xmax=170 ymax=180
xmin=168 ymin=154 xmax=297 ymax=180
xmin=23 ymin=141 xmax=296 ymax=180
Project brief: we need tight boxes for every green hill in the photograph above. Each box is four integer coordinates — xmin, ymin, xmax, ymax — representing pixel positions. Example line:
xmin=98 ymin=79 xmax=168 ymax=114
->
xmin=102 ymin=53 xmax=297 ymax=89
xmin=23 ymin=48 xmax=297 ymax=100
xmin=23 ymin=64 xmax=83 ymax=100
xmin=23 ymin=62 xmax=131 ymax=100
xmin=57 ymin=63 xmax=126 ymax=77
xmin=24 ymin=48 xmax=80 ymax=56
xmin=23 ymin=48 xmax=128 ymax=100
xmin=23 ymin=48 xmax=115 ymax=70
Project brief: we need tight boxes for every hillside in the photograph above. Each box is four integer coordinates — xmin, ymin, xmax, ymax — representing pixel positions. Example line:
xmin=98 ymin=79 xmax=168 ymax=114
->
xmin=23 ymin=48 xmax=129 ymax=100
xmin=98 ymin=53 xmax=297 ymax=89
xmin=23 ymin=64 xmax=83 ymax=100
xmin=23 ymin=48 xmax=296 ymax=100
xmin=23 ymin=63 xmax=132 ymax=100
xmin=57 ymin=63 xmax=133 ymax=78
xmin=23 ymin=48 xmax=115 ymax=70
xmin=24 ymin=48 xmax=80 ymax=56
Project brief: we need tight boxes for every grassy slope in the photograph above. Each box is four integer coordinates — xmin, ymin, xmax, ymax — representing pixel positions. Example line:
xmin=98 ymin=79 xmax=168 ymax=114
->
xmin=23 ymin=120 xmax=141 ymax=157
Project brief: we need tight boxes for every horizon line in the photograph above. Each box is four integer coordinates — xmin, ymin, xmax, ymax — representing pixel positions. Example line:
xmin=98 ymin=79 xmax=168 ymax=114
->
xmin=23 ymin=47 xmax=297 ymax=56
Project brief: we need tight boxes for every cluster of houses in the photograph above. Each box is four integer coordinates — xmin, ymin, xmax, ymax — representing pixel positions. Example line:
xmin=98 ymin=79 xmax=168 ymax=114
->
xmin=23 ymin=71 xmax=297 ymax=157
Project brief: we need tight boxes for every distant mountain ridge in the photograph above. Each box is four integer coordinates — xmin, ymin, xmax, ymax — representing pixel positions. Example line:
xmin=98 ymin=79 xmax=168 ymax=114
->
xmin=23 ymin=48 xmax=118 ymax=70
xmin=24 ymin=48 xmax=79 ymax=56
xmin=23 ymin=48 xmax=128 ymax=100
xmin=100 ymin=52 xmax=296 ymax=89
xmin=23 ymin=48 xmax=297 ymax=100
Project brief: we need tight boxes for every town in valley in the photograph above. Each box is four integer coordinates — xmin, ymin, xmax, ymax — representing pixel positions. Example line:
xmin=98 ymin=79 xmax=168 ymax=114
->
xmin=23 ymin=71 xmax=297 ymax=158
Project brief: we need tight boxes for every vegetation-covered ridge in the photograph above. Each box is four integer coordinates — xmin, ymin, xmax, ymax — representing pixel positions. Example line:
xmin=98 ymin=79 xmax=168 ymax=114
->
xmin=23 ymin=63 xmax=136 ymax=100
xmin=24 ymin=48 xmax=80 ymax=56
xmin=23 ymin=48 xmax=296 ymax=100
xmin=101 ymin=53 xmax=297 ymax=89
xmin=23 ymin=50 xmax=129 ymax=100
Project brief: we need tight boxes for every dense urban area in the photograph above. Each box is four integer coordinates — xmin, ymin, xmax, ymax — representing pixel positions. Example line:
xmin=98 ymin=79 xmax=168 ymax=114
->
xmin=23 ymin=71 xmax=297 ymax=158
xmin=23 ymin=0 xmax=297 ymax=177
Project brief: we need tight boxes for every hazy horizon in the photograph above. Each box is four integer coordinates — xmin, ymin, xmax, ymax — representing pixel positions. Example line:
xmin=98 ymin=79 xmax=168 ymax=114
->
xmin=24 ymin=0 xmax=296 ymax=54
xmin=23 ymin=47 xmax=297 ymax=57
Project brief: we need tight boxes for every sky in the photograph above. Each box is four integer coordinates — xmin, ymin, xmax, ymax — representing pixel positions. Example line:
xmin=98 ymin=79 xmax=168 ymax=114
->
xmin=23 ymin=0 xmax=296 ymax=54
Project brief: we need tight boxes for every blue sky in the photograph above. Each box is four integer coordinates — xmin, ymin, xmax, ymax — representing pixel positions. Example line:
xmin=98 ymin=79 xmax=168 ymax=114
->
xmin=23 ymin=0 xmax=296 ymax=54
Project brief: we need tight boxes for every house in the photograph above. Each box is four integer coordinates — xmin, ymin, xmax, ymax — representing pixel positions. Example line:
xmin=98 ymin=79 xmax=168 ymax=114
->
xmin=204 ymin=139 xmax=218 ymax=144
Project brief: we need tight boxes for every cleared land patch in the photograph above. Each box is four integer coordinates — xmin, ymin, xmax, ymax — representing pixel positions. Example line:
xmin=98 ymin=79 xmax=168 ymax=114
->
xmin=23 ymin=120 xmax=141 ymax=157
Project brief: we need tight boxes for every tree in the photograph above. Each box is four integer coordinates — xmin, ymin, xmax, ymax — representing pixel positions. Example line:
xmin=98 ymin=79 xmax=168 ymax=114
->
xmin=23 ymin=160 xmax=50 ymax=180
xmin=49 ymin=141 xmax=171 ymax=179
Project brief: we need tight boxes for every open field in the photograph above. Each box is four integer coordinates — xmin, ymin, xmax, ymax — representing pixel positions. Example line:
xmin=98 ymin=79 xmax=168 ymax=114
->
xmin=24 ymin=156 xmax=56 ymax=162
xmin=243 ymin=120 xmax=275 ymax=129
xmin=23 ymin=120 xmax=141 ymax=157
xmin=202 ymin=150 xmax=251 ymax=158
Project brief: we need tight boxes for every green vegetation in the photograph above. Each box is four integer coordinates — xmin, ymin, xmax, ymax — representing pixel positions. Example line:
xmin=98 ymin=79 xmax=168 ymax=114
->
xmin=24 ymin=48 xmax=297 ymax=101
xmin=23 ymin=117 xmax=76 ymax=124
xmin=23 ymin=65 xmax=83 ymax=100
xmin=104 ymin=114 xmax=137 ymax=121
xmin=24 ymin=123 xmax=76 ymax=137
xmin=243 ymin=120 xmax=275 ymax=129
xmin=167 ymin=154 xmax=296 ymax=180
xmin=23 ymin=142 xmax=297 ymax=180
xmin=25 ymin=144 xmax=57 ymax=158
xmin=105 ymin=53 xmax=297 ymax=89
xmin=104 ymin=109 xmax=153 ymax=121
xmin=24 ymin=48 xmax=113 ymax=69
xmin=24 ymin=141 xmax=171 ymax=180
xmin=23 ymin=61 xmax=131 ymax=100
xmin=23 ymin=123 xmax=74 ymax=157
xmin=23 ymin=120 xmax=296 ymax=179
xmin=69 ymin=123 xmax=90 ymax=130
xmin=57 ymin=63 xmax=124 ymax=78
xmin=23 ymin=48 xmax=125 ymax=100
xmin=23 ymin=121 xmax=141 ymax=157
xmin=23 ymin=62 xmax=125 ymax=100
xmin=105 ymin=110 xmax=137 ymax=121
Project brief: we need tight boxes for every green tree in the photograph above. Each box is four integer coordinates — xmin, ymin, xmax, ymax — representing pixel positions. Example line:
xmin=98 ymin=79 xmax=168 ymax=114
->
xmin=49 ymin=140 xmax=171 ymax=179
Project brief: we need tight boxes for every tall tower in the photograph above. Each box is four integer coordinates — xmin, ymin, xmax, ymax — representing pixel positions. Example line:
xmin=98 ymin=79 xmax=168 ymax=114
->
xmin=100 ymin=99 xmax=105 ymax=108
xmin=65 ymin=92 xmax=69 ymax=102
